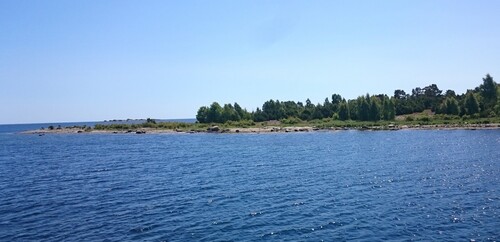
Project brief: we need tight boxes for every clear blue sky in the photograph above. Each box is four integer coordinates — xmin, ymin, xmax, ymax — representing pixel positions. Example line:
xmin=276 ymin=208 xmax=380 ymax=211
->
xmin=1 ymin=0 xmax=499 ymax=124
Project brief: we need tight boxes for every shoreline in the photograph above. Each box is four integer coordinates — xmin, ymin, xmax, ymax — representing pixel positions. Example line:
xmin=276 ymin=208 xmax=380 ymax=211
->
xmin=21 ymin=123 xmax=500 ymax=135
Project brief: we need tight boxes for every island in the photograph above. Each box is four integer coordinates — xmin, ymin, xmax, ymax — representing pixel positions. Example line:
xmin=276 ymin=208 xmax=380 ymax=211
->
xmin=24 ymin=74 xmax=500 ymax=134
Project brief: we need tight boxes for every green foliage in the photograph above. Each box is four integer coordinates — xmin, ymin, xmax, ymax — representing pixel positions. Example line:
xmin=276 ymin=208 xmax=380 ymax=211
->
xmin=196 ymin=106 xmax=209 ymax=123
xmin=385 ymin=97 xmax=396 ymax=120
xmin=224 ymin=119 xmax=255 ymax=128
xmin=94 ymin=123 xmax=133 ymax=130
xmin=251 ymin=108 xmax=264 ymax=122
xmin=357 ymin=95 xmax=370 ymax=121
xmin=434 ymin=114 xmax=460 ymax=120
xmin=369 ymin=96 xmax=381 ymax=121
xmin=464 ymin=92 xmax=480 ymax=115
xmin=197 ymin=102 xmax=252 ymax=123
xmin=195 ymin=74 xmax=498 ymax=124
xmin=419 ymin=116 xmax=431 ymax=122
xmin=221 ymin=103 xmax=240 ymax=122
xmin=234 ymin=102 xmax=251 ymax=120
xmin=338 ymin=101 xmax=350 ymax=121
xmin=439 ymin=97 xmax=460 ymax=115
xmin=479 ymin=74 xmax=497 ymax=109
xmin=208 ymin=102 xmax=223 ymax=123
xmin=496 ymin=98 xmax=500 ymax=116
xmin=405 ymin=116 xmax=414 ymax=121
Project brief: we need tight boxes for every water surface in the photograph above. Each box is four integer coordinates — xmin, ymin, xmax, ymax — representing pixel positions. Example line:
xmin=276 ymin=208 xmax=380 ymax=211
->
xmin=0 ymin=130 xmax=498 ymax=241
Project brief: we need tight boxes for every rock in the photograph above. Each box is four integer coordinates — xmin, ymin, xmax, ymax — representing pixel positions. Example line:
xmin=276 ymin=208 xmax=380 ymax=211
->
xmin=207 ymin=126 xmax=220 ymax=132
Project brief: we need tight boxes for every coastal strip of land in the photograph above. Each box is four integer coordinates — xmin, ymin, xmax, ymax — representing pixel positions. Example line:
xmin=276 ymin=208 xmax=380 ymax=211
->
xmin=22 ymin=123 xmax=500 ymax=135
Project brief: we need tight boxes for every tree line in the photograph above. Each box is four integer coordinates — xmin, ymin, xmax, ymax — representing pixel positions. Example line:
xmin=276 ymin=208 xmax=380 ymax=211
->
xmin=196 ymin=74 xmax=500 ymax=123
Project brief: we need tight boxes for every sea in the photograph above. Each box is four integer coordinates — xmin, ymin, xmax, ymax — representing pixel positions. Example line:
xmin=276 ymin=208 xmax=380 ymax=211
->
xmin=0 ymin=123 xmax=499 ymax=241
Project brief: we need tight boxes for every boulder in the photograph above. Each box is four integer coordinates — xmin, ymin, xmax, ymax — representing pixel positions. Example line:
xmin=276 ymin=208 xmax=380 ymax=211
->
xmin=207 ymin=126 xmax=220 ymax=132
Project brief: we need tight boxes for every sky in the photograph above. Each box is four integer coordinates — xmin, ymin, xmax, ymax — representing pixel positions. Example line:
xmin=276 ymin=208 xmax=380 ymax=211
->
xmin=1 ymin=0 xmax=499 ymax=124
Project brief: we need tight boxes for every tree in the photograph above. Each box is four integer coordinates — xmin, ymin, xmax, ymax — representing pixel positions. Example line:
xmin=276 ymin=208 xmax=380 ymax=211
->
xmin=300 ymin=98 xmax=315 ymax=120
xmin=348 ymin=100 xmax=358 ymax=120
xmin=338 ymin=100 xmax=350 ymax=120
xmin=195 ymin=74 xmax=497 ymax=124
xmin=369 ymin=96 xmax=381 ymax=121
xmin=412 ymin=87 xmax=423 ymax=97
xmin=479 ymin=74 xmax=497 ymax=110
xmin=394 ymin=97 xmax=413 ymax=115
xmin=331 ymin=94 xmax=343 ymax=104
xmin=322 ymin=98 xmax=334 ymax=118
xmin=439 ymin=97 xmax=460 ymax=115
xmin=445 ymin=90 xmax=456 ymax=98
xmin=234 ymin=102 xmax=252 ymax=120
xmin=423 ymin=84 xmax=442 ymax=98
xmin=312 ymin=103 xmax=324 ymax=120
xmin=196 ymin=106 xmax=209 ymax=123
xmin=423 ymin=84 xmax=442 ymax=110
xmin=252 ymin=108 xmax=266 ymax=122
xmin=357 ymin=96 xmax=370 ymax=121
xmin=464 ymin=92 xmax=480 ymax=115
xmin=207 ymin=102 xmax=223 ymax=123
xmin=262 ymin=99 xmax=286 ymax=120
xmin=382 ymin=96 xmax=395 ymax=120
xmin=496 ymin=86 xmax=500 ymax=115
xmin=394 ymin=89 xmax=407 ymax=99
xmin=283 ymin=101 xmax=300 ymax=118
xmin=221 ymin=104 xmax=240 ymax=122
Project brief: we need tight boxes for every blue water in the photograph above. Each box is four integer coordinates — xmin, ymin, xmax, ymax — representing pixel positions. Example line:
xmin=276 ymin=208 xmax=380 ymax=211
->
xmin=0 ymin=130 xmax=499 ymax=241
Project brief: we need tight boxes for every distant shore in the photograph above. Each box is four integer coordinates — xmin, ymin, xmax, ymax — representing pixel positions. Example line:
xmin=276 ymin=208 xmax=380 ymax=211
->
xmin=21 ymin=123 xmax=500 ymax=135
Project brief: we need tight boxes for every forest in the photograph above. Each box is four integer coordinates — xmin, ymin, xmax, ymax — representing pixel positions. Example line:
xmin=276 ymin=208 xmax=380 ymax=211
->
xmin=196 ymin=74 xmax=500 ymax=124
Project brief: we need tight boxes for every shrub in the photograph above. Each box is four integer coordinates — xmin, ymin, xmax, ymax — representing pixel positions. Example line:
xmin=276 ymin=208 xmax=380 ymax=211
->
xmin=281 ymin=117 xmax=301 ymax=125
xmin=419 ymin=116 xmax=431 ymax=122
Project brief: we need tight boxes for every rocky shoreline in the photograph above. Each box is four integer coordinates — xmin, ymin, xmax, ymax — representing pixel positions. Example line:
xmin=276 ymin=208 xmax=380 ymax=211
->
xmin=21 ymin=123 xmax=500 ymax=135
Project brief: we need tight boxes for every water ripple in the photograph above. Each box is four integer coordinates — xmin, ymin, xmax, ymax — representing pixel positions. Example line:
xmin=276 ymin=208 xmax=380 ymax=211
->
xmin=0 ymin=130 xmax=499 ymax=241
